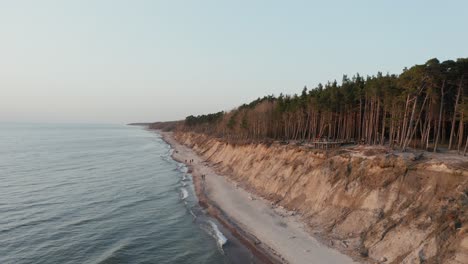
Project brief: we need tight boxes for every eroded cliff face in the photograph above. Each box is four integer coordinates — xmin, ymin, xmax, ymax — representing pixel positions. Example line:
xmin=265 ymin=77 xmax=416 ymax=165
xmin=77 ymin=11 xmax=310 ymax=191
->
xmin=174 ymin=132 xmax=468 ymax=264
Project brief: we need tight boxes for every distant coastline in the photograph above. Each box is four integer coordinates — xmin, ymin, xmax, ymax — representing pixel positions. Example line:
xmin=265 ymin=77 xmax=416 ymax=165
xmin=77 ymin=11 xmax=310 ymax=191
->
xmin=127 ymin=122 xmax=152 ymax=126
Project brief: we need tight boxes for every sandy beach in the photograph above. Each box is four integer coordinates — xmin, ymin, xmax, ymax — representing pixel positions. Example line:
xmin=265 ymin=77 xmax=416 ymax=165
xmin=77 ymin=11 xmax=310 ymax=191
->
xmin=162 ymin=131 xmax=358 ymax=264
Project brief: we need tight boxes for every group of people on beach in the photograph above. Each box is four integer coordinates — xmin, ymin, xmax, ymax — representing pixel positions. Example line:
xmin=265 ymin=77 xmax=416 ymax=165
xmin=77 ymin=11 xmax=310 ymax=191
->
xmin=183 ymin=157 xmax=205 ymax=181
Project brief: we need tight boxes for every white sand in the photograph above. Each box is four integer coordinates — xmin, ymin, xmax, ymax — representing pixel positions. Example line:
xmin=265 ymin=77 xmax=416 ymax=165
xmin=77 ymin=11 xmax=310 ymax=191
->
xmin=163 ymin=132 xmax=358 ymax=264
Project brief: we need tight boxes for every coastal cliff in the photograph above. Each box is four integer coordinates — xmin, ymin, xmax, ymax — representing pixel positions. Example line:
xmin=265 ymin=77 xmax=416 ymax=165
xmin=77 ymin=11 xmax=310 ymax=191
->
xmin=173 ymin=132 xmax=468 ymax=264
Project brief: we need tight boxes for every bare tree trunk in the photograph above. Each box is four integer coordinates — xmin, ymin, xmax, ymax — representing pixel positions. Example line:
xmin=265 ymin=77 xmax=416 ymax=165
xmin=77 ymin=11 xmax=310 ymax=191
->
xmin=426 ymin=122 xmax=431 ymax=150
xmin=404 ymin=91 xmax=428 ymax=151
xmin=403 ymin=96 xmax=418 ymax=151
xmin=421 ymin=100 xmax=431 ymax=147
xmin=359 ymin=96 xmax=362 ymax=142
xmin=374 ymin=99 xmax=380 ymax=145
xmin=449 ymin=78 xmax=462 ymax=149
xmin=464 ymin=135 xmax=468 ymax=156
xmin=434 ymin=80 xmax=445 ymax=153
xmin=380 ymin=104 xmax=387 ymax=145
xmin=400 ymin=94 xmax=411 ymax=147
xmin=457 ymin=112 xmax=464 ymax=154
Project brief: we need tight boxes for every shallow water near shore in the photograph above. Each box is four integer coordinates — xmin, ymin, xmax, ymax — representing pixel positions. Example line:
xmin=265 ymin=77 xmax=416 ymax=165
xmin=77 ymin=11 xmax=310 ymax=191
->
xmin=0 ymin=123 xmax=253 ymax=264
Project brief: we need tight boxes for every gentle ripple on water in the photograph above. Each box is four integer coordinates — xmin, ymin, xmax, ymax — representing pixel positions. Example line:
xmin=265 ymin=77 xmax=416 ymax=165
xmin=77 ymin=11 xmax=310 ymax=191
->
xmin=0 ymin=123 xmax=252 ymax=264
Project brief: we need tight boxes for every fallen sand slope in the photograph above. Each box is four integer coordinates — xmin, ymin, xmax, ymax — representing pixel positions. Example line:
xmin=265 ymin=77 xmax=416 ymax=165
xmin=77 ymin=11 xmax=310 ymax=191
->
xmin=162 ymin=131 xmax=358 ymax=264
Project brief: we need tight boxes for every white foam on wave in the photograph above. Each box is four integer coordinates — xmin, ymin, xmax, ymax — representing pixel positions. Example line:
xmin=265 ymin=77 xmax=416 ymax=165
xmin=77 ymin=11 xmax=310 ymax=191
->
xmin=93 ymin=238 xmax=130 ymax=264
xmin=181 ymin=173 xmax=191 ymax=182
xmin=160 ymin=149 xmax=174 ymax=161
xmin=189 ymin=209 xmax=197 ymax=219
xmin=208 ymin=220 xmax=227 ymax=248
xmin=176 ymin=164 xmax=188 ymax=174
xmin=180 ymin=188 xmax=188 ymax=200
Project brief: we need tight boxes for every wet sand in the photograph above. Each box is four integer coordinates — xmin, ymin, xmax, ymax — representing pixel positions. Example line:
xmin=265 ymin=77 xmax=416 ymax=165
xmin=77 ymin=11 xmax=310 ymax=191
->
xmin=162 ymin=131 xmax=358 ymax=264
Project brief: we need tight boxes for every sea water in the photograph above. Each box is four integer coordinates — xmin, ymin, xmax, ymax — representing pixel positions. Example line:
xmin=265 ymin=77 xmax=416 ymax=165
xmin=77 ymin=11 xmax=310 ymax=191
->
xmin=0 ymin=123 xmax=255 ymax=264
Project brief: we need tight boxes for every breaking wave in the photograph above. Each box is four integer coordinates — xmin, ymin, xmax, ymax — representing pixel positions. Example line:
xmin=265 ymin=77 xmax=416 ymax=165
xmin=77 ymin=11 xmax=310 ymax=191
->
xmin=208 ymin=220 xmax=227 ymax=248
xmin=180 ymin=188 xmax=188 ymax=200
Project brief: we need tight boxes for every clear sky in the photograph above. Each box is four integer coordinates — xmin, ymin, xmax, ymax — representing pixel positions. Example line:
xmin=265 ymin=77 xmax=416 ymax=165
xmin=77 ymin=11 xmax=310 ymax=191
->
xmin=1 ymin=0 xmax=467 ymax=124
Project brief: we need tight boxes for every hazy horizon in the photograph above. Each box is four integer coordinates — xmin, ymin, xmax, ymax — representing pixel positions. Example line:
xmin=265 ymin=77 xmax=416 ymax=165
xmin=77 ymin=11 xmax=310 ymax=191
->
xmin=1 ymin=0 xmax=467 ymax=124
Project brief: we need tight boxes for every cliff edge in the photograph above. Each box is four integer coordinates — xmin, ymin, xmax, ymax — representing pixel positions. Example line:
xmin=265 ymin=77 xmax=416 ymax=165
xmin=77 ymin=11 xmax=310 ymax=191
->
xmin=174 ymin=132 xmax=468 ymax=264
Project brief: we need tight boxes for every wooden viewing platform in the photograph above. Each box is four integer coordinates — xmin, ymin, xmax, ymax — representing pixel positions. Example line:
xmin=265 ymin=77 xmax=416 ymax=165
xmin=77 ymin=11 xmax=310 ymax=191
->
xmin=276 ymin=140 xmax=356 ymax=149
xmin=306 ymin=140 xmax=355 ymax=150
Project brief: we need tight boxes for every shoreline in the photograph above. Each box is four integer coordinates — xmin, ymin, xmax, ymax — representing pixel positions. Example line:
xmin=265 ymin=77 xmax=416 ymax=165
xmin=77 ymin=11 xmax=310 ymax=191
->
xmin=160 ymin=131 xmax=358 ymax=264
xmin=160 ymin=132 xmax=279 ymax=264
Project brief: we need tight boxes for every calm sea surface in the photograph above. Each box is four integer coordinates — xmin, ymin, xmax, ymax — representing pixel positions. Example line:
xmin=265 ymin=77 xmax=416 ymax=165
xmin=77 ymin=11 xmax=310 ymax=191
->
xmin=0 ymin=124 xmax=254 ymax=264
